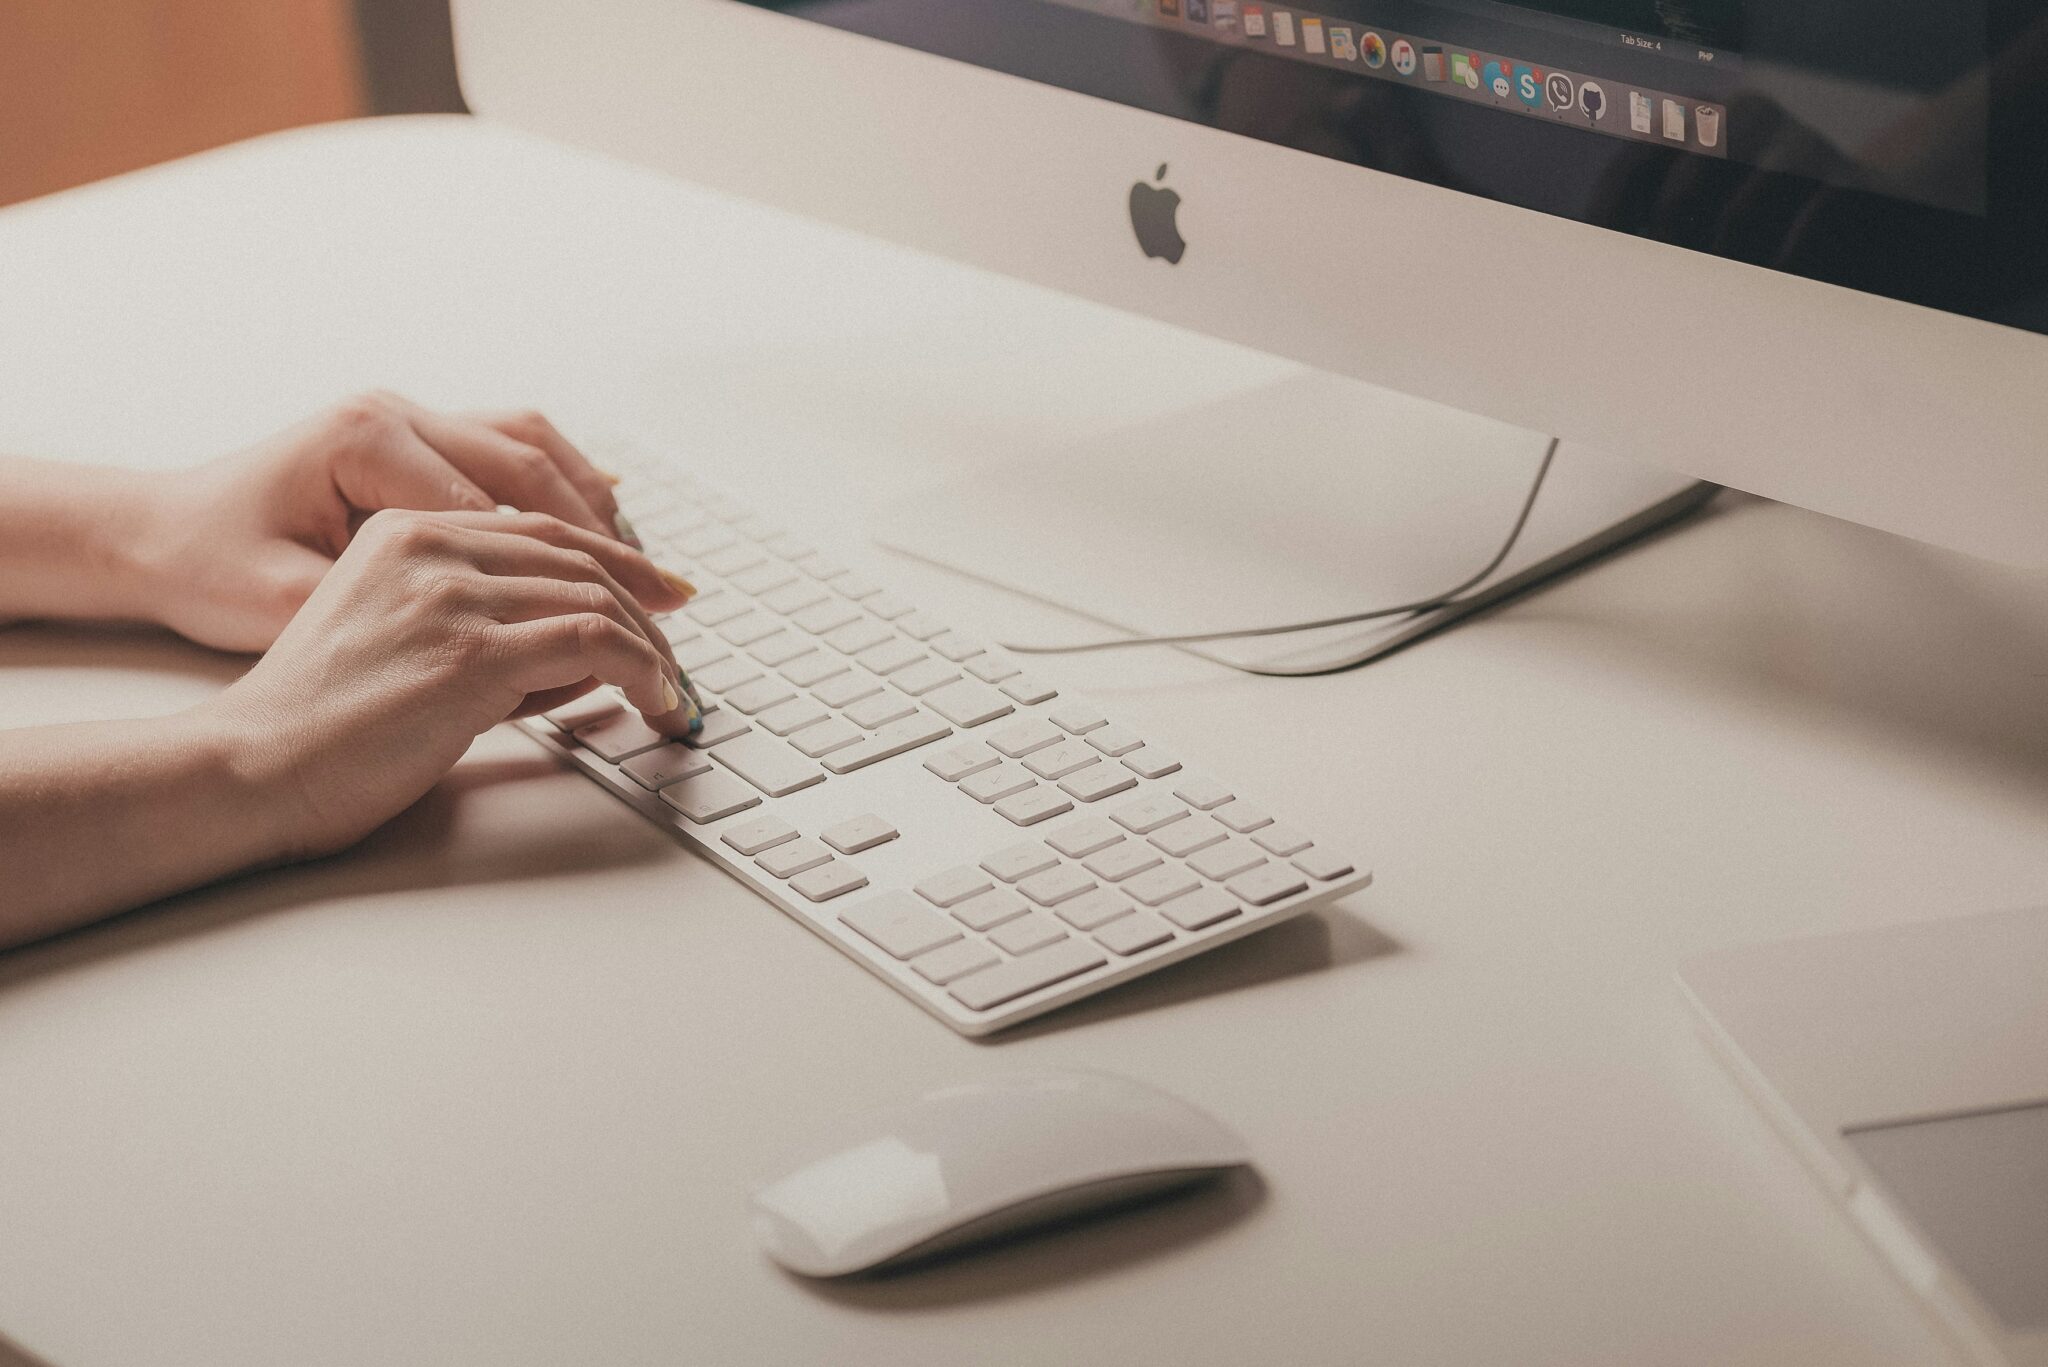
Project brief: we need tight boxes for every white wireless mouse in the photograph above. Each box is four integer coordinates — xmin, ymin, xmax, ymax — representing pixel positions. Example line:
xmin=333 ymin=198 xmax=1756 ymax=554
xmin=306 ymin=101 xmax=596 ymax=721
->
xmin=750 ymin=1070 xmax=1253 ymax=1277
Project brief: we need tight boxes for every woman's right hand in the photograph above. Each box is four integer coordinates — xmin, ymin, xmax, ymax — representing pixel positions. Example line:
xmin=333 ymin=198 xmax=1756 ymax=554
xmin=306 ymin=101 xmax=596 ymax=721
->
xmin=201 ymin=508 xmax=701 ymax=862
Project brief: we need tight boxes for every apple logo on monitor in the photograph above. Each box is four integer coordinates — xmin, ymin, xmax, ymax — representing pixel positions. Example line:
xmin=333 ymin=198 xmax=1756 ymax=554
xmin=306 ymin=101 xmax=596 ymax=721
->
xmin=1129 ymin=164 xmax=1186 ymax=265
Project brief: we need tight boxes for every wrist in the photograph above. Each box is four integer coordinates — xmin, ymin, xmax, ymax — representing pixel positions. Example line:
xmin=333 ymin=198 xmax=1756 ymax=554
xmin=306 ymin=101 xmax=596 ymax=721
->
xmin=172 ymin=696 xmax=315 ymax=872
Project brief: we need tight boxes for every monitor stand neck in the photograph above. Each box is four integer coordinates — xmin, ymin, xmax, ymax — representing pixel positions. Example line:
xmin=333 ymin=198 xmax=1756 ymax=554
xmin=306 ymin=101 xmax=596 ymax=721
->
xmin=872 ymin=371 xmax=1717 ymax=674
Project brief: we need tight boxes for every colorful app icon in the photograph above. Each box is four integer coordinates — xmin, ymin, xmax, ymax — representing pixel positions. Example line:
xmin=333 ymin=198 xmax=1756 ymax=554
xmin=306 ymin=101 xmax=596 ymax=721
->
xmin=1272 ymin=8 xmax=1295 ymax=45
xmin=1421 ymin=46 xmax=1446 ymax=81
xmin=1450 ymin=52 xmax=1479 ymax=89
xmin=1391 ymin=38 xmax=1417 ymax=75
xmin=1546 ymin=71 xmax=1575 ymax=110
xmin=1186 ymin=0 xmax=1209 ymax=19
xmin=1482 ymin=59 xmax=1510 ymax=98
xmin=1301 ymin=16 xmax=1325 ymax=53
xmin=1578 ymin=80 xmax=1607 ymax=121
xmin=1212 ymin=0 xmax=1239 ymax=26
xmin=1329 ymin=26 xmax=1358 ymax=61
xmin=1629 ymin=89 xmax=1653 ymax=132
xmin=1661 ymin=96 xmax=1685 ymax=139
xmin=1243 ymin=3 xmax=1266 ymax=37
xmin=1360 ymin=31 xmax=1387 ymax=67
xmin=1513 ymin=65 xmax=1543 ymax=108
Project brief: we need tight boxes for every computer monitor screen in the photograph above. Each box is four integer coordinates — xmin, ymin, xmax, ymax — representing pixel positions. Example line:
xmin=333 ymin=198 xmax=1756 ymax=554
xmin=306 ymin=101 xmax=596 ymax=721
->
xmin=738 ymin=0 xmax=2048 ymax=336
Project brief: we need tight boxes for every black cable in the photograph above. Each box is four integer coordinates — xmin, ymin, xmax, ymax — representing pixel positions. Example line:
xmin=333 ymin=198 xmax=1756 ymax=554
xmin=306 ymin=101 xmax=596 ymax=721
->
xmin=997 ymin=436 xmax=1560 ymax=677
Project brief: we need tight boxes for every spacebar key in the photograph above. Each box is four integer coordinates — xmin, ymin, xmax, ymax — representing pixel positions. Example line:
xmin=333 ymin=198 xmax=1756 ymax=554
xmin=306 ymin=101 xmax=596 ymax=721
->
xmin=948 ymin=939 xmax=1107 ymax=1011
xmin=823 ymin=713 xmax=953 ymax=774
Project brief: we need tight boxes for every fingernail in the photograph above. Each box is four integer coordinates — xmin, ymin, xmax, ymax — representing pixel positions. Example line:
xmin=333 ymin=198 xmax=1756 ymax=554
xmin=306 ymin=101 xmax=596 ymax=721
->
xmin=657 ymin=567 xmax=697 ymax=601
xmin=687 ymin=708 xmax=704 ymax=735
xmin=662 ymin=677 xmax=681 ymax=713
xmin=596 ymin=467 xmax=623 ymax=486
xmin=613 ymin=511 xmax=642 ymax=548
xmin=681 ymin=674 xmax=705 ymax=712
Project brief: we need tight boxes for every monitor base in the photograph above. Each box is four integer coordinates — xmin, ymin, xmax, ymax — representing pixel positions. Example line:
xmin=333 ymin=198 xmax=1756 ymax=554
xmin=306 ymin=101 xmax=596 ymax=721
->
xmin=872 ymin=371 xmax=1718 ymax=674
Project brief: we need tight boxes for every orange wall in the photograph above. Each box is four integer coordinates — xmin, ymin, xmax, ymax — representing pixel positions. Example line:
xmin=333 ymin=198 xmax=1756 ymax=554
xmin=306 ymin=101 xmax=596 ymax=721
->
xmin=0 ymin=1 xmax=365 ymax=208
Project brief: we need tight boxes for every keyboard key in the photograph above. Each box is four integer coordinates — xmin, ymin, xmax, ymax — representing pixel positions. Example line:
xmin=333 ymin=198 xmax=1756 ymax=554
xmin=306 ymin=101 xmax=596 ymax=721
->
xmin=1252 ymin=825 xmax=1313 ymax=856
xmin=1086 ymin=725 xmax=1143 ymax=757
xmin=1112 ymin=796 xmax=1189 ymax=834
xmin=764 ymin=534 xmax=814 ymax=560
xmin=792 ymin=598 xmax=861 ymax=635
xmin=574 ymin=712 xmax=668 ymax=762
xmin=1056 ymin=887 xmax=1134 ymax=931
xmin=1000 ymin=676 xmax=1058 ymax=705
xmin=1150 ymin=818 xmax=1228 ymax=858
xmin=621 ymin=743 xmax=713 ymax=791
xmin=982 ymin=842 xmax=1059 ymax=882
xmin=717 ymin=612 xmax=784 ymax=647
xmin=812 ymin=671 xmax=883 ymax=709
xmin=989 ymin=717 xmax=1063 ymax=758
xmin=949 ymin=939 xmax=1106 ymax=1011
xmin=951 ymin=887 xmax=1030 ymax=931
xmin=692 ymin=657 xmax=764 ymax=694
xmin=910 ymin=939 xmax=1001 ymax=986
xmin=686 ymin=591 xmax=752 ymax=626
xmin=1047 ymin=816 xmax=1124 ymax=858
xmin=674 ymin=636 xmax=734 ymax=672
xmin=996 ymin=788 xmax=1073 ymax=827
xmin=659 ymin=769 xmax=761 ymax=823
xmin=1022 ymin=740 xmax=1098 ymax=780
xmin=822 ymin=814 xmax=898 ymax=854
xmin=790 ymin=717 xmax=864 ymax=758
xmin=930 ymin=631 xmax=986 ymax=662
xmin=890 ymin=658 xmax=962 ymax=697
xmin=757 ymin=838 xmax=833 ymax=878
xmin=845 ymin=691 xmax=916 ymax=730
xmin=1017 ymin=864 xmax=1095 ymax=907
xmin=1214 ymin=802 xmax=1274 ymax=834
xmin=1125 ymin=864 xmax=1202 ymax=906
xmin=960 ymin=765 xmax=1033 ymax=804
xmin=779 ymin=651 xmax=847 ymax=688
xmin=1084 ymin=841 xmax=1163 ymax=883
xmin=791 ymin=860 xmax=869 ymax=903
xmin=990 ymin=912 xmax=1068 ymax=956
xmin=824 ymin=619 xmax=893 ymax=654
xmin=855 ymin=638 xmax=925 ymax=676
xmin=1122 ymin=748 xmax=1183 ymax=780
xmin=863 ymin=592 xmax=916 ymax=621
xmin=843 ymin=892 xmax=962 ymax=959
xmin=721 ymin=814 xmax=799 ymax=856
xmin=796 ymin=553 xmax=847 ymax=580
xmin=702 ymin=542 xmax=766 ymax=576
xmin=545 ymin=690 xmax=622 ymax=733
xmin=827 ymin=571 xmax=882 ymax=600
xmin=1159 ymin=886 xmax=1241 ymax=931
xmin=729 ymin=561 xmax=798 ymax=596
xmin=1173 ymin=778 xmax=1234 ymax=812
xmin=1189 ymin=840 xmax=1265 ymax=882
xmin=678 ymin=524 xmax=739 ymax=557
xmin=821 ymin=713 xmax=951 ymax=773
xmin=762 ymin=580 xmax=830 ymax=616
xmin=724 ymin=677 xmax=797 ymax=715
xmin=759 ymin=697 xmax=830 ymax=737
xmin=712 ymin=733 xmax=826 ymax=798
xmin=916 ymin=866 xmax=993 ymax=908
xmin=685 ymin=709 xmax=752 ymax=749
xmin=657 ymin=614 xmax=700 ymax=646
xmin=924 ymin=740 xmax=1001 ymax=782
xmin=966 ymin=652 xmax=1022 ymax=684
xmin=921 ymin=679 xmax=1014 ymax=729
xmin=1294 ymin=848 xmax=1357 ymax=881
xmin=1226 ymin=864 xmax=1309 ymax=906
xmin=1049 ymin=703 xmax=1107 ymax=734
xmin=1096 ymin=912 xmax=1174 ymax=957
xmin=748 ymin=631 xmax=814 ymax=668
xmin=897 ymin=612 xmax=947 ymax=641
xmin=1059 ymin=765 xmax=1138 ymax=804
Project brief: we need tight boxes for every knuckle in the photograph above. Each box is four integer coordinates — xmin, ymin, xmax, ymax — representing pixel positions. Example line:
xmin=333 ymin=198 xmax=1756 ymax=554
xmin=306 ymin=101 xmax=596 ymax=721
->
xmin=508 ymin=444 xmax=554 ymax=483
xmin=568 ymin=580 xmax=613 ymax=616
xmin=565 ymin=549 xmax=606 ymax=582
xmin=330 ymin=391 xmax=395 ymax=436
xmin=505 ymin=409 xmax=553 ymax=440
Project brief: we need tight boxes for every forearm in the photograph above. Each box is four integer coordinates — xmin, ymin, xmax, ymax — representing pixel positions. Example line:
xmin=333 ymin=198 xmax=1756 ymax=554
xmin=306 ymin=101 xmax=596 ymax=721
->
xmin=0 ymin=704 xmax=295 ymax=948
xmin=0 ymin=457 xmax=165 ymax=627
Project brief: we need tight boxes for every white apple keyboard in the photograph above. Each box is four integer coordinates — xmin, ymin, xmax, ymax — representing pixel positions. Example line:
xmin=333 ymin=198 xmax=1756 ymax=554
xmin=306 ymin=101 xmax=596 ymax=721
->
xmin=518 ymin=444 xmax=1372 ymax=1035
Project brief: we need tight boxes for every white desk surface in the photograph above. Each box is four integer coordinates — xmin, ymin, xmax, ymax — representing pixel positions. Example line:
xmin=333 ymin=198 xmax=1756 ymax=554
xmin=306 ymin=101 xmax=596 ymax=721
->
xmin=2 ymin=116 xmax=2046 ymax=1367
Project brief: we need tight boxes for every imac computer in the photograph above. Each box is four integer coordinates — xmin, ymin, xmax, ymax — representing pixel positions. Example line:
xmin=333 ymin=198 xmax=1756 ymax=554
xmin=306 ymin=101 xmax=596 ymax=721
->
xmin=451 ymin=0 xmax=2048 ymax=671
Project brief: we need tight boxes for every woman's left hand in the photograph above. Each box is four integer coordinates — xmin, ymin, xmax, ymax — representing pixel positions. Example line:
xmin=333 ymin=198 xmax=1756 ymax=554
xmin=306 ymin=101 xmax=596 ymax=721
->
xmin=131 ymin=392 xmax=670 ymax=652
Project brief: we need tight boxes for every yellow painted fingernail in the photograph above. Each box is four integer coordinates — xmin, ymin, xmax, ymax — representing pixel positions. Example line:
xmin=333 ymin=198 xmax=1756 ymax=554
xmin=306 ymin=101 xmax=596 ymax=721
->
xmin=662 ymin=678 xmax=681 ymax=713
xmin=596 ymin=467 xmax=623 ymax=486
xmin=658 ymin=567 xmax=698 ymax=601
